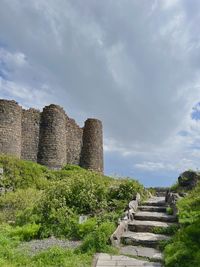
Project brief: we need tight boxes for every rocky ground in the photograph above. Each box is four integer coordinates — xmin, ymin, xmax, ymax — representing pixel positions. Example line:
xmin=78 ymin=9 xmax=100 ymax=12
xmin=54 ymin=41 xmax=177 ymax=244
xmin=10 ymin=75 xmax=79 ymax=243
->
xmin=18 ymin=236 xmax=82 ymax=256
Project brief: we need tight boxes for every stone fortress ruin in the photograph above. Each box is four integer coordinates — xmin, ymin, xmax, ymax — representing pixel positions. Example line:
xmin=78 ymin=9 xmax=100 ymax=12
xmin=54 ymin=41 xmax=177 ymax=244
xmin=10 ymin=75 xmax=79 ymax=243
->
xmin=0 ymin=99 xmax=103 ymax=172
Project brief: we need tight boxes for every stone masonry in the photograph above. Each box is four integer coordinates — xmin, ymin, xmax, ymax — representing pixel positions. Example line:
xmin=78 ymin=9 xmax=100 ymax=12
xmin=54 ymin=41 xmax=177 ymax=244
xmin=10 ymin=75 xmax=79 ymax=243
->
xmin=80 ymin=119 xmax=103 ymax=173
xmin=21 ymin=108 xmax=40 ymax=162
xmin=0 ymin=99 xmax=103 ymax=172
xmin=0 ymin=100 xmax=22 ymax=157
xmin=66 ymin=117 xmax=83 ymax=165
xmin=37 ymin=104 xmax=67 ymax=169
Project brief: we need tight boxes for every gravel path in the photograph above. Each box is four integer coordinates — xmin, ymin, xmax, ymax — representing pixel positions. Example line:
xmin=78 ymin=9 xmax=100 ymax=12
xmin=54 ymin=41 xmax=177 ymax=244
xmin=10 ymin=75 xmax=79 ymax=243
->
xmin=19 ymin=236 xmax=82 ymax=255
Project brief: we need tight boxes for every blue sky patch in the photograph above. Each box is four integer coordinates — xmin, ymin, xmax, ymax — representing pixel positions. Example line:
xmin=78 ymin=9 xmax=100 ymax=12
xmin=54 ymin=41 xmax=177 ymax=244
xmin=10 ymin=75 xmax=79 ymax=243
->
xmin=191 ymin=102 xmax=200 ymax=120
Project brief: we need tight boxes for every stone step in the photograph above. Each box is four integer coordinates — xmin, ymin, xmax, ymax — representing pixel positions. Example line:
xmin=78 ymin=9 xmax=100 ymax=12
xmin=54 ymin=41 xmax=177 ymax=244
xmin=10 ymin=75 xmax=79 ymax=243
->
xmin=95 ymin=253 xmax=163 ymax=267
xmin=134 ymin=211 xmax=177 ymax=223
xmin=121 ymin=231 xmax=170 ymax=248
xmin=156 ymin=192 xmax=166 ymax=197
xmin=143 ymin=197 xmax=166 ymax=207
xmin=128 ymin=220 xmax=174 ymax=233
xmin=138 ymin=206 xmax=167 ymax=212
xmin=120 ymin=245 xmax=163 ymax=262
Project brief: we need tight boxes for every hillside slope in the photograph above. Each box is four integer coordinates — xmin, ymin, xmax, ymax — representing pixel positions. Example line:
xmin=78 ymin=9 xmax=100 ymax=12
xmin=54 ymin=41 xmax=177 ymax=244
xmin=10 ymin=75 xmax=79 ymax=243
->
xmin=0 ymin=155 xmax=147 ymax=267
xmin=164 ymin=179 xmax=200 ymax=267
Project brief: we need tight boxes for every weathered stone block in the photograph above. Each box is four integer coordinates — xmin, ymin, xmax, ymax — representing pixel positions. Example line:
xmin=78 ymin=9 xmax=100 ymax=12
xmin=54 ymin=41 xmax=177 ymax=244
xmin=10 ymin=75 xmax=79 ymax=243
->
xmin=178 ymin=170 xmax=200 ymax=189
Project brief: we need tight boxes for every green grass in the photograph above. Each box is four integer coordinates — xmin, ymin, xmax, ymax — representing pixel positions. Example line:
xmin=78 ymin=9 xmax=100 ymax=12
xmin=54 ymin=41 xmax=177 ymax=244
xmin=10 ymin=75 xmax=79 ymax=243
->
xmin=0 ymin=235 xmax=92 ymax=267
xmin=164 ymin=182 xmax=200 ymax=267
xmin=152 ymin=224 xmax=179 ymax=236
xmin=166 ymin=207 xmax=173 ymax=215
xmin=0 ymin=155 xmax=148 ymax=266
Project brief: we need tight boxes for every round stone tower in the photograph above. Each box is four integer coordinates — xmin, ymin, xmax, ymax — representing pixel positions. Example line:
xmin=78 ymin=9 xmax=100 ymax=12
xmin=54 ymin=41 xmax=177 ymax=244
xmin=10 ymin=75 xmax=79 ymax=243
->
xmin=37 ymin=104 xmax=66 ymax=169
xmin=0 ymin=99 xmax=22 ymax=157
xmin=80 ymin=118 xmax=103 ymax=173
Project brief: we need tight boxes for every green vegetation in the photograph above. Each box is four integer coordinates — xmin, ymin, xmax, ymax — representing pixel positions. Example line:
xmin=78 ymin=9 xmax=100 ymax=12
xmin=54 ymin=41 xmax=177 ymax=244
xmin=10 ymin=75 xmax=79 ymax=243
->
xmin=166 ymin=207 xmax=173 ymax=215
xmin=170 ymin=181 xmax=179 ymax=192
xmin=0 ymin=224 xmax=92 ymax=267
xmin=0 ymin=155 xmax=147 ymax=266
xmin=164 ymin=182 xmax=200 ymax=267
xmin=152 ymin=224 xmax=179 ymax=236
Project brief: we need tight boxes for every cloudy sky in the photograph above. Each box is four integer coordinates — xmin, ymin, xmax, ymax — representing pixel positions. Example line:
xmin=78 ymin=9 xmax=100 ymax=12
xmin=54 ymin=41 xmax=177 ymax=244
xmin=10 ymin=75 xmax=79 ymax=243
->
xmin=1 ymin=0 xmax=200 ymax=186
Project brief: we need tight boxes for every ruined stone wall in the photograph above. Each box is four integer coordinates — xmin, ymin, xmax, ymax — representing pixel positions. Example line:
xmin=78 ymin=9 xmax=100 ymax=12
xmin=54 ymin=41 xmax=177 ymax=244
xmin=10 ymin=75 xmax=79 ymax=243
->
xmin=21 ymin=109 xmax=40 ymax=162
xmin=66 ymin=117 xmax=83 ymax=165
xmin=80 ymin=119 xmax=103 ymax=173
xmin=37 ymin=104 xmax=66 ymax=169
xmin=0 ymin=99 xmax=104 ymax=172
xmin=0 ymin=100 xmax=22 ymax=157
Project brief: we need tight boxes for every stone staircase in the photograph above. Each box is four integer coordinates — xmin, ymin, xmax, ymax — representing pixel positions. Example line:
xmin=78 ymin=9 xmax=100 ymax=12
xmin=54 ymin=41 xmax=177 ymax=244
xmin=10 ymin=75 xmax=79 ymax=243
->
xmin=95 ymin=196 xmax=177 ymax=267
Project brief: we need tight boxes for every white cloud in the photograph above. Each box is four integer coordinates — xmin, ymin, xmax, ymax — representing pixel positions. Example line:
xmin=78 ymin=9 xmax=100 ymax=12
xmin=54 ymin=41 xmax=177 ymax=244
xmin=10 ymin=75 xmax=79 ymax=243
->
xmin=0 ymin=77 xmax=52 ymax=109
xmin=0 ymin=0 xmax=200 ymax=184
xmin=0 ymin=49 xmax=26 ymax=67
xmin=161 ymin=0 xmax=180 ymax=9
xmin=134 ymin=161 xmax=175 ymax=172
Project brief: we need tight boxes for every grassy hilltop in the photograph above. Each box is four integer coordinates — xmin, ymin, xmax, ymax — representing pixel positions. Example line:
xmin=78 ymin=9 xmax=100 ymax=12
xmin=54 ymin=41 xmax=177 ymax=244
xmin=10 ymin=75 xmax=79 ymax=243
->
xmin=0 ymin=155 xmax=147 ymax=267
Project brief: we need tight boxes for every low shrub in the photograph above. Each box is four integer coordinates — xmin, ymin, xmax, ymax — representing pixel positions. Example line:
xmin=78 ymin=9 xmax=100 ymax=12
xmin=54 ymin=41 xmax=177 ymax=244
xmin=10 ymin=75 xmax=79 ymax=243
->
xmin=0 ymin=188 xmax=42 ymax=224
xmin=77 ymin=218 xmax=97 ymax=239
xmin=0 ymin=155 xmax=148 ymax=265
xmin=0 ymin=223 xmax=40 ymax=241
xmin=37 ymin=203 xmax=79 ymax=238
xmin=9 ymin=223 xmax=40 ymax=241
xmin=164 ymin=182 xmax=200 ymax=267
xmin=164 ymin=219 xmax=200 ymax=267
xmin=108 ymin=179 xmax=145 ymax=201
xmin=177 ymin=183 xmax=200 ymax=225
xmin=79 ymin=221 xmax=116 ymax=253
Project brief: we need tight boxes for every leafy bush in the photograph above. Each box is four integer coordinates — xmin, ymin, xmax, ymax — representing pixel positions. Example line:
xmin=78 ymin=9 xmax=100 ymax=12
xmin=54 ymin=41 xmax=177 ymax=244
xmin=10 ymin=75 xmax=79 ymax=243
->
xmin=35 ymin=177 xmax=107 ymax=238
xmin=79 ymin=221 xmax=116 ymax=253
xmin=36 ymin=191 xmax=79 ymax=238
xmin=0 ymin=223 xmax=40 ymax=241
xmin=9 ymin=223 xmax=40 ymax=241
xmin=96 ymin=211 xmax=123 ymax=224
xmin=177 ymin=183 xmax=200 ymax=225
xmin=0 ymin=155 xmax=148 ymax=265
xmin=164 ymin=182 xmax=200 ymax=267
xmin=164 ymin=219 xmax=200 ymax=267
xmin=34 ymin=173 xmax=146 ymax=238
xmin=108 ymin=179 xmax=145 ymax=201
xmin=0 ymin=188 xmax=42 ymax=224
xmin=77 ymin=218 xmax=97 ymax=239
